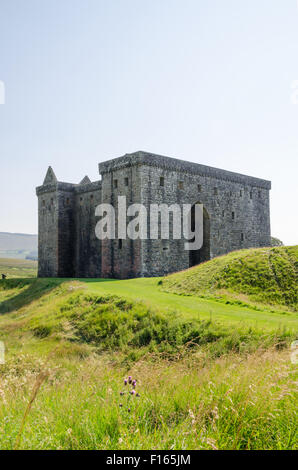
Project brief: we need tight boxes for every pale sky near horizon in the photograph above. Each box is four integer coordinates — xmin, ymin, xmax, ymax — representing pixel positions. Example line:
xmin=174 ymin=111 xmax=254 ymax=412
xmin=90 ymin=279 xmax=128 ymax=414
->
xmin=0 ymin=0 xmax=297 ymax=245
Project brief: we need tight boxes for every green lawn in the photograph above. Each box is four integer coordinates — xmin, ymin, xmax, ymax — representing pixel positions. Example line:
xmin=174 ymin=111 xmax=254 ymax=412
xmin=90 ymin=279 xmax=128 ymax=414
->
xmin=84 ymin=277 xmax=298 ymax=331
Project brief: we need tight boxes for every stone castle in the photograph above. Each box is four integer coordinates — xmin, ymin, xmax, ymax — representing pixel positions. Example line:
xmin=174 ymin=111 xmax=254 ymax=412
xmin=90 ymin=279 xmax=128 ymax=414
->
xmin=36 ymin=151 xmax=271 ymax=278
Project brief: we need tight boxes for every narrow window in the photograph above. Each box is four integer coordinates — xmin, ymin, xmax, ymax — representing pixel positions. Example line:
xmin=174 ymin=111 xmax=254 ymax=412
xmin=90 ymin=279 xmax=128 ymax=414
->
xmin=178 ymin=181 xmax=183 ymax=190
xmin=118 ymin=239 xmax=122 ymax=249
xmin=162 ymin=241 xmax=169 ymax=251
xmin=125 ymin=177 xmax=129 ymax=186
xmin=214 ymin=187 xmax=218 ymax=195
xmin=241 ymin=233 xmax=244 ymax=241
xmin=90 ymin=194 xmax=94 ymax=201
xmin=230 ymin=191 xmax=232 ymax=196
xmin=160 ymin=177 xmax=164 ymax=187
xmin=51 ymin=198 xmax=54 ymax=205
xmin=250 ymin=191 xmax=253 ymax=199
xmin=198 ymin=184 xmax=202 ymax=192
xmin=66 ymin=198 xmax=70 ymax=205
xmin=240 ymin=190 xmax=243 ymax=197
xmin=114 ymin=179 xmax=118 ymax=189
xmin=258 ymin=190 xmax=261 ymax=198
xmin=222 ymin=210 xmax=225 ymax=217
xmin=80 ymin=197 xmax=83 ymax=205
xmin=42 ymin=200 xmax=45 ymax=207
xmin=232 ymin=211 xmax=235 ymax=220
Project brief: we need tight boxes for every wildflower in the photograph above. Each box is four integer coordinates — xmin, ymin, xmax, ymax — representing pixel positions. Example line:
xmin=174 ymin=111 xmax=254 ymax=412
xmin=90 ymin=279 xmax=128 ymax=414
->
xmin=136 ymin=393 xmax=140 ymax=398
xmin=124 ymin=379 xmax=128 ymax=386
xmin=128 ymin=376 xmax=132 ymax=384
xmin=119 ymin=403 xmax=123 ymax=407
xmin=130 ymin=390 xmax=136 ymax=395
xmin=128 ymin=408 xmax=131 ymax=412
xmin=120 ymin=391 xmax=124 ymax=396
xmin=132 ymin=379 xmax=137 ymax=386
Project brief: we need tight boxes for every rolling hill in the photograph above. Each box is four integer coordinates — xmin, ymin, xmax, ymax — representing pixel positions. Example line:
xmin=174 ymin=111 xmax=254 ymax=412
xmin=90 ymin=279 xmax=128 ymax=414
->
xmin=0 ymin=232 xmax=37 ymax=259
xmin=162 ymin=246 xmax=298 ymax=311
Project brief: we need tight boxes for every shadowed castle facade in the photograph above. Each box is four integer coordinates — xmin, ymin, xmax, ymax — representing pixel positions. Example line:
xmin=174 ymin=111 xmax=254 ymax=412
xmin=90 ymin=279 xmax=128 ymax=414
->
xmin=36 ymin=151 xmax=271 ymax=279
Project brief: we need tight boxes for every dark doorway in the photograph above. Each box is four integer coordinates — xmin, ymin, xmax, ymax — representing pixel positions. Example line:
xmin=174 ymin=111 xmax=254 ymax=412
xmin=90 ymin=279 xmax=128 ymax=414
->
xmin=189 ymin=203 xmax=210 ymax=267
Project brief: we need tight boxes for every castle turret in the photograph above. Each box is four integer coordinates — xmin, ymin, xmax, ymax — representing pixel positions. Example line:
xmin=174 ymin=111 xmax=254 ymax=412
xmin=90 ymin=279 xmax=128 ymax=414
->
xmin=36 ymin=167 xmax=76 ymax=277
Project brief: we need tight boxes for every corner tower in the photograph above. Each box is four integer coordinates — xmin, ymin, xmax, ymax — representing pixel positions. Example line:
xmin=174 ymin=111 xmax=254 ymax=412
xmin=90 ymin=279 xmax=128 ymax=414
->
xmin=36 ymin=167 xmax=76 ymax=277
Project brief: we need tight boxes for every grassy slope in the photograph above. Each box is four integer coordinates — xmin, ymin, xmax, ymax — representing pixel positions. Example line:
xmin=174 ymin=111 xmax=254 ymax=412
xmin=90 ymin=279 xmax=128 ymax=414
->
xmin=0 ymin=249 xmax=297 ymax=450
xmin=0 ymin=279 xmax=297 ymax=450
xmin=85 ymin=278 xmax=298 ymax=331
xmin=0 ymin=258 xmax=37 ymax=278
xmin=162 ymin=246 xmax=298 ymax=311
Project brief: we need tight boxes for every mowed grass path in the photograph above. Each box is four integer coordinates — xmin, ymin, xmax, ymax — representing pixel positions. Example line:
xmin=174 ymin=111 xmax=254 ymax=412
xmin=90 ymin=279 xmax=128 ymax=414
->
xmin=84 ymin=278 xmax=298 ymax=331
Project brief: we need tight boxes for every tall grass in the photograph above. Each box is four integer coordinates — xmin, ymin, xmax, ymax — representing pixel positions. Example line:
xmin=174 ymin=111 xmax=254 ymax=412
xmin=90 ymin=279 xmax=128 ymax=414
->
xmin=0 ymin=347 xmax=296 ymax=450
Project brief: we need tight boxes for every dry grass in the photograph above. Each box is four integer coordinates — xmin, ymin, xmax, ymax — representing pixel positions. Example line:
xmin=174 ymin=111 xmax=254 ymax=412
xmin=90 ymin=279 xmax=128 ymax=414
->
xmin=0 ymin=346 xmax=296 ymax=450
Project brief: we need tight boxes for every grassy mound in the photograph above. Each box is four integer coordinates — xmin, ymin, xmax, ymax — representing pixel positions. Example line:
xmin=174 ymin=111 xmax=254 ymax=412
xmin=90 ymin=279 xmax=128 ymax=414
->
xmin=0 ymin=279 xmax=294 ymax=362
xmin=162 ymin=246 xmax=298 ymax=310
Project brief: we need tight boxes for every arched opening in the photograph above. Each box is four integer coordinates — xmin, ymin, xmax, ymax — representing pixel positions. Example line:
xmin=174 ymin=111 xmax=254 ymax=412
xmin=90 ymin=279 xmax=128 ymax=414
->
xmin=189 ymin=203 xmax=210 ymax=267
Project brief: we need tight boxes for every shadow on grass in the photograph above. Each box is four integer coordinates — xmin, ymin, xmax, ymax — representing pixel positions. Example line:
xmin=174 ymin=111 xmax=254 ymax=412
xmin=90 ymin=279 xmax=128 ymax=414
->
xmin=0 ymin=278 xmax=64 ymax=314
xmin=79 ymin=278 xmax=118 ymax=283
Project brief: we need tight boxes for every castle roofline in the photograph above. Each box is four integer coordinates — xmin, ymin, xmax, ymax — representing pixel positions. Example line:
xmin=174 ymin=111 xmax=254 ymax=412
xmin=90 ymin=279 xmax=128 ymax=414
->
xmin=36 ymin=179 xmax=101 ymax=196
xmin=98 ymin=151 xmax=271 ymax=189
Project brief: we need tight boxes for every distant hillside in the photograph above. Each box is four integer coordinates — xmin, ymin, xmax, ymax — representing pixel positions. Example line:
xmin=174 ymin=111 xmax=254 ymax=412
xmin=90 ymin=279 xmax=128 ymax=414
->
xmin=0 ymin=232 xmax=37 ymax=259
xmin=0 ymin=258 xmax=37 ymax=278
xmin=162 ymin=246 xmax=298 ymax=310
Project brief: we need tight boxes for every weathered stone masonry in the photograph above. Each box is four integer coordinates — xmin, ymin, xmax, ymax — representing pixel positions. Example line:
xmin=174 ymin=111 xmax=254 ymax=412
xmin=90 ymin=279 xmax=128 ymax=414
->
xmin=36 ymin=151 xmax=271 ymax=278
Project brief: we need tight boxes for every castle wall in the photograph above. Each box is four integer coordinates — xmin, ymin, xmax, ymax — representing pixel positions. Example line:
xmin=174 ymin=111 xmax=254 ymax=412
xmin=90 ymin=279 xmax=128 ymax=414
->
xmin=100 ymin=165 xmax=142 ymax=278
xmin=37 ymin=151 xmax=271 ymax=279
xmin=98 ymin=151 xmax=271 ymax=278
xmin=37 ymin=186 xmax=59 ymax=277
xmin=56 ymin=184 xmax=76 ymax=277
xmin=74 ymin=181 xmax=102 ymax=277
xmin=139 ymin=163 xmax=271 ymax=276
xmin=36 ymin=182 xmax=76 ymax=277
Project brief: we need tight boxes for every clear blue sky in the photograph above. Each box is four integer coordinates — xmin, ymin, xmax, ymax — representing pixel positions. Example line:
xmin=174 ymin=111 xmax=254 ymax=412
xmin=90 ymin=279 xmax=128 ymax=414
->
xmin=0 ymin=0 xmax=297 ymax=245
